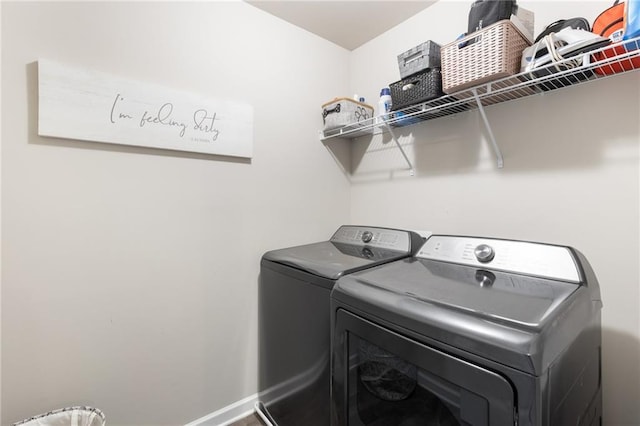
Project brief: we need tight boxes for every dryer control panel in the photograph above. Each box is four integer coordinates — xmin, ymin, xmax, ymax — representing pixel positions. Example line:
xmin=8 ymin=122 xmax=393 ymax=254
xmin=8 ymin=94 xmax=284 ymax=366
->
xmin=331 ymin=226 xmax=412 ymax=251
xmin=418 ymin=236 xmax=582 ymax=283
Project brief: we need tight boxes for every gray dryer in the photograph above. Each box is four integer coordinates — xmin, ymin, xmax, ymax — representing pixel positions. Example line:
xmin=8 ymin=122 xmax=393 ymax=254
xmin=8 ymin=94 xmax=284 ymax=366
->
xmin=257 ymin=225 xmax=424 ymax=426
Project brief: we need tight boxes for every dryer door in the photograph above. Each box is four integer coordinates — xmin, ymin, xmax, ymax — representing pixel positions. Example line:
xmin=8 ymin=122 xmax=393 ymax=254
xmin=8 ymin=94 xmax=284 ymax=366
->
xmin=332 ymin=309 xmax=516 ymax=426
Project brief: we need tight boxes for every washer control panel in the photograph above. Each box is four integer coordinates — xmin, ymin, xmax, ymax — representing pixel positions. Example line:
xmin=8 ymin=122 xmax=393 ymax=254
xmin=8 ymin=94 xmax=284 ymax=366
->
xmin=331 ymin=226 xmax=411 ymax=251
xmin=418 ymin=236 xmax=581 ymax=283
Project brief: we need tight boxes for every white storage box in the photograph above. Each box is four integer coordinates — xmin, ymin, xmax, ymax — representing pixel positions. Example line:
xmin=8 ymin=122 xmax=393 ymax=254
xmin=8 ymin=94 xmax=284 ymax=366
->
xmin=321 ymin=98 xmax=374 ymax=131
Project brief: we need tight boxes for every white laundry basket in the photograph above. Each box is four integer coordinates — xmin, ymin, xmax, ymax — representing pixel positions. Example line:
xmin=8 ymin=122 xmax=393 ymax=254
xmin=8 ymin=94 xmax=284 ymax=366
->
xmin=13 ymin=406 xmax=105 ymax=426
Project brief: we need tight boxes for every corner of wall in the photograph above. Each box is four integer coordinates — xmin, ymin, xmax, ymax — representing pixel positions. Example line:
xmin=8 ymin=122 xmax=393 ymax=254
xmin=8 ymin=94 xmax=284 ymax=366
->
xmin=1 ymin=1 xmax=4 ymax=422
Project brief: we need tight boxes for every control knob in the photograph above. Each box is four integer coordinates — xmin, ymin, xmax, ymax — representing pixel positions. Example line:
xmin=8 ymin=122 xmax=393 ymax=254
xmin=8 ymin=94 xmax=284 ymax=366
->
xmin=361 ymin=248 xmax=374 ymax=259
xmin=475 ymin=270 xmax=495 ymax=287
xmin=474 ymin=244 xmax=495 ymax=263
xmin=362 ymin=231 xmax=373 ymax=243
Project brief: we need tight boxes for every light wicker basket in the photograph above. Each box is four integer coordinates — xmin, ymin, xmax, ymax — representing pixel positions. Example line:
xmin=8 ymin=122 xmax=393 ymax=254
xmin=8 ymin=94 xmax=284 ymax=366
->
xmin=321 ymin=98 xmax=374 ymax=131
xmin=441 ymin=20 xmax=531 ymax=94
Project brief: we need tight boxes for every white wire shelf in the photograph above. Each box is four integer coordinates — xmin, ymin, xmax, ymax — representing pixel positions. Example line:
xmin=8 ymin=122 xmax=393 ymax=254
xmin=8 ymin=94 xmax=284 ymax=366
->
xmin=321 ymin=36 xmax=640 ymax=141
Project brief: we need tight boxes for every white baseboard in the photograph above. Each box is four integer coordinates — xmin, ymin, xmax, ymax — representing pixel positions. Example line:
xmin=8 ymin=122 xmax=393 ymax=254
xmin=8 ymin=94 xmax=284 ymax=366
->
xmin=184 ymin=393 xmax=258 ymax=426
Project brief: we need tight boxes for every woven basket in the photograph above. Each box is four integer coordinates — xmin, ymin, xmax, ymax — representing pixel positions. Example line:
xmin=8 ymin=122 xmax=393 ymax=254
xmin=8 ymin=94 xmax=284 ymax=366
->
xmin=13 ymin=406 xmax=105 ymax=426
xmin=321 ymin=98 xmax=374 ymax=131
xmin=441 ymin=20 xmax=531 ymax=94
xmin=389 ymin=68 xmax=443 ymax=111
xmin=397 ymin=40 xmax=441 ymax=79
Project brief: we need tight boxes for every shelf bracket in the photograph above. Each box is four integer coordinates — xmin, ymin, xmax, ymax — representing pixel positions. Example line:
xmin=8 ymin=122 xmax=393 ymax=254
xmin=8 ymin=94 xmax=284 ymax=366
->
xmin=471 ymin=88 xmax=504 ymax=168
xmin=383 ymin=120 xmax=415 ymax=176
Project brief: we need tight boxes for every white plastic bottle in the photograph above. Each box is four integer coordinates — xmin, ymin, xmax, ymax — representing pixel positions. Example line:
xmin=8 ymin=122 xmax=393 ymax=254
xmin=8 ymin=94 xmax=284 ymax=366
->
xmin=377 ymin=87 xmax=392 ymax=120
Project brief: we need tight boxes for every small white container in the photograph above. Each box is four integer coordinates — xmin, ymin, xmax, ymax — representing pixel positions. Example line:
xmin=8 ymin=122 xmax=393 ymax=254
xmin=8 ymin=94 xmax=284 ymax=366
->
xmin=377 ymin=88 xmax=392 ymax=120
xmin=321 ymin=97 xmax=374 ymax=131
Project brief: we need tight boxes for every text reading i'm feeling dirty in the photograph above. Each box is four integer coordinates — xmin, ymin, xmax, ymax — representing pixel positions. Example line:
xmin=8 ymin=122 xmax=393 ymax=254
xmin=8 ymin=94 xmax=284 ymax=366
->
xmin=109 ymin=93 xmax=220 ymax=143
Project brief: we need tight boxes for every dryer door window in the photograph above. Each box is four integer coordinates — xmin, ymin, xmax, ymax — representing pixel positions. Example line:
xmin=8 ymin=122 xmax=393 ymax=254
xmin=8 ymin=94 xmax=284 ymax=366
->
xmin=332 ymin=310 xmax=516 ymax=426
xmin=351 ymin=336 xmax=461 ymax=425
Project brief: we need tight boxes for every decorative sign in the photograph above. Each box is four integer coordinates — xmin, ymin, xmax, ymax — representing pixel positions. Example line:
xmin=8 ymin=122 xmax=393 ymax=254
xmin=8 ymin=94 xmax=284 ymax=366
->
xmin=38 ymin=59 xmax=253 ymax=158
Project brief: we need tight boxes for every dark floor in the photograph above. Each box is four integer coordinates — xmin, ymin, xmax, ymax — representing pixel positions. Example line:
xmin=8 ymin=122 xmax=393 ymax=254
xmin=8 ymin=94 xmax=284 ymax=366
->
xmin=228 ymin=412 xmax=265 ymax=426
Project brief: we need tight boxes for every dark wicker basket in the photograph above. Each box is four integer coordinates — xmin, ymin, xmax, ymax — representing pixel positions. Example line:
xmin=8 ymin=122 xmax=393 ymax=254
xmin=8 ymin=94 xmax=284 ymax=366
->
xmin=390 ymin=68 xmax=444 ymax=111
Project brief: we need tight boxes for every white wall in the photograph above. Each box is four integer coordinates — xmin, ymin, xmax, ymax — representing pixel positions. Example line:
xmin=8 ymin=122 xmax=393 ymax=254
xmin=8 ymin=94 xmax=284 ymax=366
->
xmin=0 ymin=2 xmax=3 ymax=424
xmin=348 ymin=1 xmax=640 ymax=425
xmin=3 ymin=1 xmax=639 ymax=425
xmin=1 ymin=2 xmax=350 ymax=425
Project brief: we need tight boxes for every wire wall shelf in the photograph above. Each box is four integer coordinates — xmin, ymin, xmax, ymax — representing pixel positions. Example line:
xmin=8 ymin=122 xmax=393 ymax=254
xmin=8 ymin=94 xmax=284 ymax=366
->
xmin=320 ymin=37 xmax=640 ymax=172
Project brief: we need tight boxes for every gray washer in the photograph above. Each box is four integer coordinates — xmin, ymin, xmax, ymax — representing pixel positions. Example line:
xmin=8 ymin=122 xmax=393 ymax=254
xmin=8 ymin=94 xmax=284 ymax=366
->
xmin=257 ymin=225 xmax=424 ymax=426
xmin=331 ymin=235 xmax=603 ymax=426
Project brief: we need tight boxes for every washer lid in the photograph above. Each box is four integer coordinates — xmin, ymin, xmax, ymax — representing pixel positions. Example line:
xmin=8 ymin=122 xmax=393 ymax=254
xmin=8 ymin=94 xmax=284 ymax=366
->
xmin=343 ymin=258 xmax=579 ymax=328
xmin=262 ymin=226 xmax=421 ymax=280
xmin=332 ymin=236 xmax=600 ymax=374
xmin=332 ymin=258 xmax=591 ymax=374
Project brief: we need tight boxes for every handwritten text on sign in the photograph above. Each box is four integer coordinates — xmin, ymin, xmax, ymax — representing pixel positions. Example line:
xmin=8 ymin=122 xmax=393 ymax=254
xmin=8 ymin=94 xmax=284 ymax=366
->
xmin=109 ymin=95 xmax=220 ymax=142
xmin=38 ymin=60 xmax=253 ymax=158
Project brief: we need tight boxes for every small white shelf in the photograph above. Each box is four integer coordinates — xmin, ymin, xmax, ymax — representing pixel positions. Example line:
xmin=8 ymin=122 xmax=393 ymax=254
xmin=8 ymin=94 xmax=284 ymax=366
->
xmin=320 ymin=37 xmax=640 ymax=172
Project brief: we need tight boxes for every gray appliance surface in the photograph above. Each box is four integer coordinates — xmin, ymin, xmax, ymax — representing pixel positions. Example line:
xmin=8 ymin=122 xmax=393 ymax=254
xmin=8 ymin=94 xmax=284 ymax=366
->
xmin=262 ymin=226 xmax=422 ymax=280
xmin=330 ymin=234 xmax=603 ymax=426
xmin=258 ymin=225 xmax=424 ymax=426
xmin=332 ymin=235 xmax=602 ymax=375
xmin=346 ymin=257 xmax=578 ymax=327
